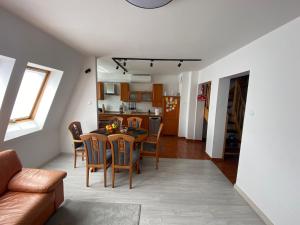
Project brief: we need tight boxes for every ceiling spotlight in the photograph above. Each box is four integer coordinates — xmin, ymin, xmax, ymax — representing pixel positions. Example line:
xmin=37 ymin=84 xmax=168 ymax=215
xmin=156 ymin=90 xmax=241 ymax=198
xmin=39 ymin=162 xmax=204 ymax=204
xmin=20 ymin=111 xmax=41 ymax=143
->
xmin=116 ymin=65 xmax=119 ymax=70
xmin=178 ymin=60 xmax=183 ymax=67
xmin=123 ymin=59 xmax=127 ymax=67
xmin=123 ymin=71 xmax=126 ymax=75
xmin=150 ymin=60 xmax=154 ymax=67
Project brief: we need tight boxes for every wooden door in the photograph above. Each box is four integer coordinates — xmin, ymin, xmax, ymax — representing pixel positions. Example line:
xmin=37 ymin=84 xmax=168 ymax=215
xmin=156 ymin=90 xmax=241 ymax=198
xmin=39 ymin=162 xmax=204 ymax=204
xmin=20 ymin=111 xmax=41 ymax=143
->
xmin=120 ymin=83 xmax=129 ymax=102
xmin=97 ymin=82 xmax=104 ymax=100
xmin=162 ymin=96 xmax=180 ymax=136
xmin=152 ymin=84 xmax=163 ymax=107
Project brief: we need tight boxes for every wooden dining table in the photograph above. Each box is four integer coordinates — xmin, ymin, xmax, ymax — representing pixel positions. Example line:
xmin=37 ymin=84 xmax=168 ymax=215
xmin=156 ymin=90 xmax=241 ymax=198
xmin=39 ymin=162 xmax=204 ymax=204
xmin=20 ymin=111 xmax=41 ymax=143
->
xmin=90 ymin=127 xmax=148 ymax=143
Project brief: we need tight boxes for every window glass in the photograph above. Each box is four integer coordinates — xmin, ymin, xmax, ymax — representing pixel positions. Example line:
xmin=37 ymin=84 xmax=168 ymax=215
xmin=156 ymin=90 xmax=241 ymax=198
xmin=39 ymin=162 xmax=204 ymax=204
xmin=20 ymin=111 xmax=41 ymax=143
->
xmin=10 ymin=67 xmax=48 ymax=121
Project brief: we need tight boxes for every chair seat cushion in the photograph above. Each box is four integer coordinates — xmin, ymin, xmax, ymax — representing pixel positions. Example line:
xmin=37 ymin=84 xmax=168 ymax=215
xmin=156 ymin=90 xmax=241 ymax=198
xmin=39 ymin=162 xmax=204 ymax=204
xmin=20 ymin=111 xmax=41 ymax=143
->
xmin=8 ymin=168 xmax=67 ymax=193
xmin=0 ymin=191 xmax=54 ymax=225
xmin=142 ymin=142 xmax=157 ymax=152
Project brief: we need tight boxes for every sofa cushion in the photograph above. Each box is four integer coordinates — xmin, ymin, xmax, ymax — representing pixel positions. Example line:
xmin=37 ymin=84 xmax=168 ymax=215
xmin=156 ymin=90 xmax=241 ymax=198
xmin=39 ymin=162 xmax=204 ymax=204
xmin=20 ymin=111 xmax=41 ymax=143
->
xmin=8 ymin=168 xmax=67 ymax=193
xmin=0 ymin=191 xmax=54 ymax=225
xmin=0 ymin=150 xmax=22 ymax=196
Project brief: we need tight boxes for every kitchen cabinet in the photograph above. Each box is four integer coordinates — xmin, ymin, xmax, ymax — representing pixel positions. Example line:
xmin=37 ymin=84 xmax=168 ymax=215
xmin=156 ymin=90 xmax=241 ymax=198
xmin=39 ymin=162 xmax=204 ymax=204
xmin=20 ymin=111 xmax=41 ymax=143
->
xmin=152 ymin=84 xmax=163 ymax=107
xmin=120 ymin=83 xmax=130 ymax=102
xmin=129 ymin=91 xmax=152 ymax=102
xmin=141 ymin=92 xmax=152 ymax=102
xmin=129 ymin=92 xmax=139 ymax=102
xmin=97 ymin=82 xmax=104 ymax=100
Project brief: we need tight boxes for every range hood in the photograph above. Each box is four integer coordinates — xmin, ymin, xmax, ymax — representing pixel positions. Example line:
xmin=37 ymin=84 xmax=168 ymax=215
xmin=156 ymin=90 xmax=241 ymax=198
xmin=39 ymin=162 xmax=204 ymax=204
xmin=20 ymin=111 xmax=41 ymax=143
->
xmin=105 ymin=83 xmax=117 ymax=95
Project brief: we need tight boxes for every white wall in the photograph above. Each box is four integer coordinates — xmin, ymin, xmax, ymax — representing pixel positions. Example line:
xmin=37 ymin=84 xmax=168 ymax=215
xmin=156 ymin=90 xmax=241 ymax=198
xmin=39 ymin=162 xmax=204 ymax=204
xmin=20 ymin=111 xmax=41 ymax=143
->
xmin=0 ymin=8 xmax=84 ymax=167
xmin=178 ymin=72 xmax=191 ymax=137
xmin=60 ymin=57 xmax=98 ymax=153
xmin=193 ymin=17 xmax=300 ymax=225
xmin=178 ymin=72 xmax=200 ymax=139
xmin=194 ymin=89 xmax=204 ymax=140
xmin=152 ymin=74 xmax=180 ymax=96
xmin=210 ymin=77 xmax=230 ymax=158
xmin=186 ymin=72 xmax=200 ymax=139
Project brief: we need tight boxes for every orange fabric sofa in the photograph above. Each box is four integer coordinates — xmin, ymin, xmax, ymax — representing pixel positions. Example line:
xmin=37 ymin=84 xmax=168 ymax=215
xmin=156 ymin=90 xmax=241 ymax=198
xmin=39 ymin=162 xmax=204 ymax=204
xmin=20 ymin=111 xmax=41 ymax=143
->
xmin=0 ymin=150 xmax=67 ymax=225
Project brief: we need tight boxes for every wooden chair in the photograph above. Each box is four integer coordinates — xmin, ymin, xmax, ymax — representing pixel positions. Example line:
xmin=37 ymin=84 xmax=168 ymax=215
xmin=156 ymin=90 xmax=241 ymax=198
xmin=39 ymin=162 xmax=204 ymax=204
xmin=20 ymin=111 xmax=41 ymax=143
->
xmin=80 ymin=133 xmax=112 ymax=187
xmin=127 ymin=117 xmax=143 ymax=128
xmin=108 ymin=134 xmax=140 ymax=189
xmin=141 ymin=123 xmax=164 ymax=169
xmin=68 ymin=121 xmax=85 ymax=168
xmin=111 ymin=116 xmax=123 ymax=126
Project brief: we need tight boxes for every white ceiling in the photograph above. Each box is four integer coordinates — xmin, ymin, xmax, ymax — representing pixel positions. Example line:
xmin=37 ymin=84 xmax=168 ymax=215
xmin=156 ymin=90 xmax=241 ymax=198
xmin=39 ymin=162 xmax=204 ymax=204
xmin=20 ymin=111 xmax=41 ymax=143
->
xmin=1 ymin=0 xmax=300 ymax=74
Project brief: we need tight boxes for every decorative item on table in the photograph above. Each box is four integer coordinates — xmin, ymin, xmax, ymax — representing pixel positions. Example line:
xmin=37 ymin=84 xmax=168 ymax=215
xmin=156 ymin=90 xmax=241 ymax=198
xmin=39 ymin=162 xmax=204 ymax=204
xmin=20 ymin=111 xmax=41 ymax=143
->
xmin=120 ymin=126 xmax=128 ymax=134
xmin=165 ymin=96 xmax=178 ymax=112
xmin=105 ymin=122 xmax=118 ymax=133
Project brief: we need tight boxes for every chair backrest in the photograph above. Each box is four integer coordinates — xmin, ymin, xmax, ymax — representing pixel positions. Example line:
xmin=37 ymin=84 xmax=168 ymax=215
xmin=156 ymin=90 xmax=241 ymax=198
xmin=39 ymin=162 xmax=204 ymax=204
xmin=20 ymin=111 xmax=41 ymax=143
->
xmin=157 ymin=123 xmax=164 ymax=142
xmin=80 ymin=133 xmax=108 ymax=165
xmin=0 ymin=150 xmax=22 ymax=195
xmin=108 ymin=134 xmax=134 ymax=166
xmin=109 ymin=116 xmax=123 ymax=127
xmin=127 ymin=117 xmax=142 ymax=128
xmin=68 ymin=121 xmax=83 ymax=148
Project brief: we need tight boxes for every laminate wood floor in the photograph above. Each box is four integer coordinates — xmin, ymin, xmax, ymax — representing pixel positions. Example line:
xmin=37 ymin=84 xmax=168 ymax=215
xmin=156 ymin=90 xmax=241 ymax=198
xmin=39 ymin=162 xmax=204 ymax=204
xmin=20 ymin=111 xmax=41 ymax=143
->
xmin=159 ymin=136 xmax=210 ymax=159
xmin=43 ymin=155 xmax=264 ymax=225
xmin=159 ymin=136 xmax=239 ymax=184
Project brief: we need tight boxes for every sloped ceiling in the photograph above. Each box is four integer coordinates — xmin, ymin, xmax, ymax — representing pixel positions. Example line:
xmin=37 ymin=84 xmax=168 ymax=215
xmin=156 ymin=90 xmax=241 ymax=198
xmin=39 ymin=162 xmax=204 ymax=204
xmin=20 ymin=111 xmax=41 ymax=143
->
xmin=1 ymin=0 xmax=300 ymax=74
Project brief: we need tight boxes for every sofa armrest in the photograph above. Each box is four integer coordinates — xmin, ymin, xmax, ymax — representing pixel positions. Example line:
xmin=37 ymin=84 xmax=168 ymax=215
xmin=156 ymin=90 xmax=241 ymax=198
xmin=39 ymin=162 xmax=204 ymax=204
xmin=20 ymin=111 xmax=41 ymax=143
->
xmin=8 ymin=168 xmax=67 ymax=193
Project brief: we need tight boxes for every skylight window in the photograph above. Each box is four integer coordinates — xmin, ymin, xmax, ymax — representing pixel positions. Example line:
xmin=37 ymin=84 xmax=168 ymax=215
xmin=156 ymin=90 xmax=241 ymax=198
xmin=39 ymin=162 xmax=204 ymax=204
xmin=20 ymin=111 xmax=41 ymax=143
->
xmin=0 ymin=55 xmax=15 ymax=110
xmin=10 ymin=66 xmax=49 ymax=122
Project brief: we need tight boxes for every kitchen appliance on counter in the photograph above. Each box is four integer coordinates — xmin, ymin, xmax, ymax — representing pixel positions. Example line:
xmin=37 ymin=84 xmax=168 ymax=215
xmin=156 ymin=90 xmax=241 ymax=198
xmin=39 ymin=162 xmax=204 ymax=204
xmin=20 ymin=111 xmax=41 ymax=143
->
xmin=149 ymin=116 xmax=162 ymax=135
xmin=128 ymin=102 xmax=136 ymax=113
xmin=154 ymin=108 xmax=160 ymax=116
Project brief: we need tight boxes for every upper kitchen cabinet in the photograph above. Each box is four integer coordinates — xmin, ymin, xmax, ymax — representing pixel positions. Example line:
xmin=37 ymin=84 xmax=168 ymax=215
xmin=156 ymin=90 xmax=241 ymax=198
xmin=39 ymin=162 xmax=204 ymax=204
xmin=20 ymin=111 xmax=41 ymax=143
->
xmin=141 ymin=92 xmax=152 ymax=102
xmin=129 ymin=91 xmax=152 ymax=102
xmin=97 ymin=82 xmax=104 ymax=100
xmin=120 ymin=83 xmax=130 ymax=102
xmin=152 ymin=84 xmax=163 ymax=107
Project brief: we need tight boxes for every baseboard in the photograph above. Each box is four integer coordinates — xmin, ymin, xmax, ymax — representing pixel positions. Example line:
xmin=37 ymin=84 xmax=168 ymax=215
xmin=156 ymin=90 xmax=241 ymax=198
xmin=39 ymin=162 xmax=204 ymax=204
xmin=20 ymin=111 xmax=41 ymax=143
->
xmin=234 ymin=184 xmax=273 ymax=225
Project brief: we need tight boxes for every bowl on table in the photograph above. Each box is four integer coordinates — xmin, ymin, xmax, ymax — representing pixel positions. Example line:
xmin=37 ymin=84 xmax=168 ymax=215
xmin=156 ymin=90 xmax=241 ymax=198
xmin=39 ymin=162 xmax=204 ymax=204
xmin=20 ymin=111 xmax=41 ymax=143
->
xmin=120 ymin=127 xmax=128 ymax=134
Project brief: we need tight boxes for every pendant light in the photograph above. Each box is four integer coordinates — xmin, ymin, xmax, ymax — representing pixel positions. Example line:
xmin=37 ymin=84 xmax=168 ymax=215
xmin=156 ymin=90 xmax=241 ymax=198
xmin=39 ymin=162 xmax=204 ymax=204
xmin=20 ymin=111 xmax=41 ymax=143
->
xmin=126 ymin=0 xmax=173 ymax=9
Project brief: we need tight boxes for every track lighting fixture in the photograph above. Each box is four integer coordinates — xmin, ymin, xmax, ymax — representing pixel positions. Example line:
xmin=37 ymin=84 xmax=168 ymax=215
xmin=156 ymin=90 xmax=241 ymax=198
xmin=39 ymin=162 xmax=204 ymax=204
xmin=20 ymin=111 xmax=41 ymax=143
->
xmin=150 ymin=60 xmax=154 ymax=67
xmin=178 ymin=60 xmax=183 ymax=67
xmin=112 ymin=57 xmax=201 ymax=74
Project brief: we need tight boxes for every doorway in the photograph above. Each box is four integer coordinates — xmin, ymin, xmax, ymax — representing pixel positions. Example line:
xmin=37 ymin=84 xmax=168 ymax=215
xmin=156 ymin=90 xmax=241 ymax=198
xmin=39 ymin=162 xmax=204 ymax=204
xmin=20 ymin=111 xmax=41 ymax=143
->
xmin=212 ymin=74 xmax=249 ymax=184
xmin=201 ymin=82 xmax=211 ymax=143
xmin=193 ymin=81 xmax=211 ymax=154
